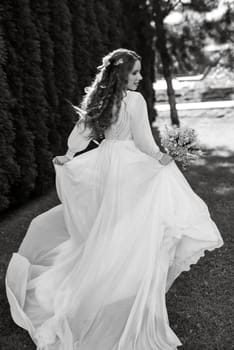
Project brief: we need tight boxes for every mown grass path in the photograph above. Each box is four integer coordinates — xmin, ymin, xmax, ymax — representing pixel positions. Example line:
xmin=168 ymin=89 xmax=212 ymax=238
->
xmin=0 ymin=110 xmax=233 ymax=349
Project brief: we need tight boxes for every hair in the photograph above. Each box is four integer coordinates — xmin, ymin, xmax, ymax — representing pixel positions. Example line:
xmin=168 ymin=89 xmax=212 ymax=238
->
xmin=75 ymin=48 xmax=141 ymax=140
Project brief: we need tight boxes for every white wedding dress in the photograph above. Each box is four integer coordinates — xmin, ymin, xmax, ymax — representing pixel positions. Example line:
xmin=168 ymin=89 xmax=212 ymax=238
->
xmin=6 ymin=90 xmax=223 ymax=350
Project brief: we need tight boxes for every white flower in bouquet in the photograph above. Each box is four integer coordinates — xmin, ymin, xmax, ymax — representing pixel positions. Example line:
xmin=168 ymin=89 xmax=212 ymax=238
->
xmin=161 ymin=126 xmax=202 ymax=169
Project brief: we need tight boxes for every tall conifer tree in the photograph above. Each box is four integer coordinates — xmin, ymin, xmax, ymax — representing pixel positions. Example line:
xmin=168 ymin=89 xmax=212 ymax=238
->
xmin=84 ymin=0 xmax=105 ymax=77
xmin=68 ymin=0 xmax=91 ymax=104
xmin=0 ymin=16 xmax=19 ymax=210
xmin=0 ymin=0 xmax=156 ymax=211
xmin=49 ymin=0 xmax=75 ymax=150
xmin=1 ymin=0 xmax=37 ymax=205
xmin=30 ymin=0 xmax=62 ymax=155
xmin=12 ymin=0 xmax=54 ymax=193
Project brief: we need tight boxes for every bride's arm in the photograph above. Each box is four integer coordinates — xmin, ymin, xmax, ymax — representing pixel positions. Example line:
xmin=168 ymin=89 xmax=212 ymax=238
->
xmin=130 ymin=92 xmax=163 ymax=161
xmin=65 ymin=120 xmax=92 ymax=160
xmin=53 ymin=120 xmax=92 ymax=165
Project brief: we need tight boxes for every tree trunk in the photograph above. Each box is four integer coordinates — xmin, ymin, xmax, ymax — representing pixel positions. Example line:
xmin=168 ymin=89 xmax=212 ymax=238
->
xmin=152 ymin=0 xmax=180 ymax=126
xmin=165 ymin=75 xmax=179 ymax=125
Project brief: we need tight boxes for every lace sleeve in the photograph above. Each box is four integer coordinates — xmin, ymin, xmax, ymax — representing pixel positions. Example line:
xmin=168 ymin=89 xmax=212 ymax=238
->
xmin=65 ymin=120 xmax=92 ymax=160
xmin=130 ymin=92 xmax=163 ymax=160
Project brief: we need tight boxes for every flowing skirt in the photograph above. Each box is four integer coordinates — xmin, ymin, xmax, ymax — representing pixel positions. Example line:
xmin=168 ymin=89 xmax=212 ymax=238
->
xmin=6 ymin=139 xmax=223 ymax=350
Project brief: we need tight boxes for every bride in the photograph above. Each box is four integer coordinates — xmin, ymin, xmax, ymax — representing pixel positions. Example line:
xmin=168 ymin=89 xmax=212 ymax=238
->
xmin=6 ymin=48 xmax=223 ymax=350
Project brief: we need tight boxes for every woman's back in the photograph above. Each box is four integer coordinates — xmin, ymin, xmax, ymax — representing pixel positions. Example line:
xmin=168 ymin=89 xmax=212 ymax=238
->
xmin=104 ymin=90 xmax=134 ymax=141
xmin=66 ymin=90 xmax=163 ymax=161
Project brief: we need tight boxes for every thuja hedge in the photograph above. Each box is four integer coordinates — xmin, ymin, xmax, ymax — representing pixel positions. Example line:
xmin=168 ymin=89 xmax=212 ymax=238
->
xmin=0 ymin=0 xmax=156 ymax=212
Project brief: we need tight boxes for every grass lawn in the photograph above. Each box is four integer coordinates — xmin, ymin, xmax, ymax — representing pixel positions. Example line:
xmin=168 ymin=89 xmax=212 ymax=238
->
xmin=0 ymin=191 xmax=59 ymax=350
xmin=0 ymin=108 xmax=233 ymax=349
xmin=157 ymin=108 xmax=234 ymax=350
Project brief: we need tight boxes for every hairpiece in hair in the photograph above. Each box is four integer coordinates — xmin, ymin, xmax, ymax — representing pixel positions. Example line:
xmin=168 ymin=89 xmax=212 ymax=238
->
xmin=114 ymin=58 xmax=124 ymax=66
xmin=98 ymin=56 xmax=124 ymax=70
xmin=84 ymin=86 xmax=91 ymax=93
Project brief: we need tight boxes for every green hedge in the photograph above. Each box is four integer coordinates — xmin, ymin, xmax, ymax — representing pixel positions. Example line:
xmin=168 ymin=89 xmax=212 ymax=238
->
xmin=0 ymin=0 xmax=155 ymax=212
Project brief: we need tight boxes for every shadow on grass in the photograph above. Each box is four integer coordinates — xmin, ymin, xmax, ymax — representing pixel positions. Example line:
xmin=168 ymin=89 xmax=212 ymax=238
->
xmin=0 ymin=146 xmax=233 ymax=350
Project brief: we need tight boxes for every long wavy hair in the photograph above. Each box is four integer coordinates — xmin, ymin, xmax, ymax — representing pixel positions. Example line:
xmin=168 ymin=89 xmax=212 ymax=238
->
xmin=74 ymin=48 xmax=141 ymax=140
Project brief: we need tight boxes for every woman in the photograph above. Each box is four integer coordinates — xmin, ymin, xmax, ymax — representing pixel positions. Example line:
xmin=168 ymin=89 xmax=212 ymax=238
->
xmin=6 ymin=48 xmax=223 ymax=350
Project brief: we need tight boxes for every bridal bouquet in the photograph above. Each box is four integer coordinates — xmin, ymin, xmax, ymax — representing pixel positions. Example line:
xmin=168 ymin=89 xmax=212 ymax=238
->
xmin=161 ymin=126 xmax=202 ymax=169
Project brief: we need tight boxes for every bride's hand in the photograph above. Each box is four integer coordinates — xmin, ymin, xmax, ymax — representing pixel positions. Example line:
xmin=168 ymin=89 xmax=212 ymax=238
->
xmin=159 ymin=153 xmax=173 ymax=166
xmin=52 ymin=155 xmax=71 ymax=166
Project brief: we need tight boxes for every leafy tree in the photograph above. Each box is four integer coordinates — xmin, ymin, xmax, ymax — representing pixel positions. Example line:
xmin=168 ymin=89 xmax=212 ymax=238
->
xmin=150 ymin=0 xmax=180 ymax=126
xmin=203 ymin=0 xmax=234 ymax=71
xmin=190 ymin=0 xmax=219 ymax=12
xmin=163 ymin=0 xmax=234 ymax=74
xmin=152 ymin=0 xmax=234 ymax=123
xmin=164 ymin=13 xmax=208 ymax=75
